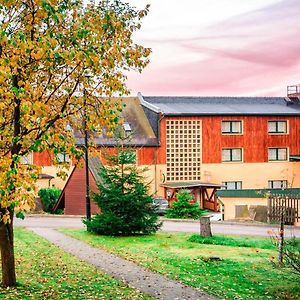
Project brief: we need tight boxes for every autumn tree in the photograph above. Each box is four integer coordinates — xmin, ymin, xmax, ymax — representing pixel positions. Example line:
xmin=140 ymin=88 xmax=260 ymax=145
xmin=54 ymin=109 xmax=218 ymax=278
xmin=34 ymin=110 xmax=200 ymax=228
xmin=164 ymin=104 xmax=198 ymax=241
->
xmin=0 ymin=0 xmax=150 ymax=287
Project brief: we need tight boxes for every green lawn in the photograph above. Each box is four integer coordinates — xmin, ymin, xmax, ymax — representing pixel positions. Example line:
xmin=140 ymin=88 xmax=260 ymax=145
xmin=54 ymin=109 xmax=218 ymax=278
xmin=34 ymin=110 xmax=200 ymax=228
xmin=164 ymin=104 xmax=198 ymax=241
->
xmin=0 ymin=228 xmax=153 ymax=300
xmin=60 ymin=229 xmax=300 ymax=300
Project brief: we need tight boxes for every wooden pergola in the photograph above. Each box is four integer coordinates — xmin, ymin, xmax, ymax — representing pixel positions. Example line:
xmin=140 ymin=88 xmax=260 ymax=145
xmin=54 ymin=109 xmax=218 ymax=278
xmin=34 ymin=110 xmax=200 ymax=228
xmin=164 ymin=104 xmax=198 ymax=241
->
xmin=161 ymin=181 xmax=223 ymax=212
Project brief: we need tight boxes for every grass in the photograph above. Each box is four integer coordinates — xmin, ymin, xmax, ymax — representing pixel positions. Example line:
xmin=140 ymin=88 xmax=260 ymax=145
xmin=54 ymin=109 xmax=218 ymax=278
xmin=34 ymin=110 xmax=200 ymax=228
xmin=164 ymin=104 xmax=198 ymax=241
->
xmin=188 ymin=234 xmax=278 ymax=249
xmin=0 ymin=228 xmax=153 ymax=300
xmin=60 ymin=229 xmax=300 ymax=300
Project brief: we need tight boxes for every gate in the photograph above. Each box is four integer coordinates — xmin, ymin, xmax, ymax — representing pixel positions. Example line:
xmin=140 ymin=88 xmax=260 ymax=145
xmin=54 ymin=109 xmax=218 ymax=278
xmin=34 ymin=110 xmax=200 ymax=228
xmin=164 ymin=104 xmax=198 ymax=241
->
xmin=267 ymin=195 xmax=300 ymax=225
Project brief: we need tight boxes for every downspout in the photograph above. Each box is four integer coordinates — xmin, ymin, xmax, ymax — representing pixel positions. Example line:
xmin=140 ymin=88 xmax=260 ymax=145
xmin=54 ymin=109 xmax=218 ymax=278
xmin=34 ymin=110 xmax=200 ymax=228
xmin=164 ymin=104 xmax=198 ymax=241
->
xmin=154 ymin=112 xmax=165 ymax=195
xmin=137 ymin=92 xmax=164 ymax=194
xmin=154 ymin=148 xmax=157 ymax=194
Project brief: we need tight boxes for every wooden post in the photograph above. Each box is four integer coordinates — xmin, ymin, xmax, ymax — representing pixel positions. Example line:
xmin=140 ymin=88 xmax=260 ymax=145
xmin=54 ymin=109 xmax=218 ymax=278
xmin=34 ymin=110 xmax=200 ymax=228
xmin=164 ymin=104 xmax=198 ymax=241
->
xmin=278 ymin=208 xmax=284 ymax=264
xmin=267 ymin=197 xmax=271 ymax=223
xmin=200 ymin=216 xmax=212 ymax=237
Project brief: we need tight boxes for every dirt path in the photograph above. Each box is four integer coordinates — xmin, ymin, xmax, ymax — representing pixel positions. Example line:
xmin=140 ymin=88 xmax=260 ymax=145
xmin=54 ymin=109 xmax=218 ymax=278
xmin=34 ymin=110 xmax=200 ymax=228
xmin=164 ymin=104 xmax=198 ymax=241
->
xmin=28 ymin=227 xmax=217 ymax=300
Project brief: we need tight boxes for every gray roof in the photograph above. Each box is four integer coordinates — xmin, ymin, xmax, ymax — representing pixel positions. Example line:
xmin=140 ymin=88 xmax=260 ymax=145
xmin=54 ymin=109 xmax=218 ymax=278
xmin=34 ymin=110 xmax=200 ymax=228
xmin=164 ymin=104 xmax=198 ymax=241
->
xmin=75 ymin=97 xmax=158 ymax=146
xmin=140 ymin=96 xmax=300 ymax=116
xmin=88 ymin=156 xmax=103 ymax=184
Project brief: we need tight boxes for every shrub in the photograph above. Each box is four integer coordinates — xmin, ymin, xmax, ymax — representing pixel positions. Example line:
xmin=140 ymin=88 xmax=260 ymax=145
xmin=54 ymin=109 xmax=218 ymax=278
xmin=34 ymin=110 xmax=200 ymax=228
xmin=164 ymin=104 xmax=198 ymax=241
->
xmin=38 ymin=187 xmax=61 ymax=213
xmin=166 ymin=189 xmax=206 ymax=219
xmin=269 ymin=230 xmax=300 ymax=275
xmin=84 ymin=149 xmax=161 ymax=236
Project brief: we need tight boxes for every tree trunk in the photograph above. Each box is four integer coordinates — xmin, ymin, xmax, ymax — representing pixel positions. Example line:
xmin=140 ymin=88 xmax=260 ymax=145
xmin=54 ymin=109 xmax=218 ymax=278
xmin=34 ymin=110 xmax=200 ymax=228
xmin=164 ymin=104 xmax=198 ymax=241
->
xmin=0 ymin=210 xmax=16 ymax=287
xmin=200 ymin=216 xmax=212 ymax=237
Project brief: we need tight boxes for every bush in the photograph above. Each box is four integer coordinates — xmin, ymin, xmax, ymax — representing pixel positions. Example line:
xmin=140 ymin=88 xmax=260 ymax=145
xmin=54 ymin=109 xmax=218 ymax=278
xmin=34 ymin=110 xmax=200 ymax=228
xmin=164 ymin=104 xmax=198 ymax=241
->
xmin=166 ymin=189 xmax=206 ymax=219
xmin=38 ymin=187 xmax=61 ymax=213
xmin=84 ymin=149 xmax=161 ymax=236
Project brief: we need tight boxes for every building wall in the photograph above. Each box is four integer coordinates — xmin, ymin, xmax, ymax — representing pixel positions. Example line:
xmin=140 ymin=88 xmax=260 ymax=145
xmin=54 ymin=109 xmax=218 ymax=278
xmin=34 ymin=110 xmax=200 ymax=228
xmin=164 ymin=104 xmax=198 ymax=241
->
xmin=159 ymin=115 xmax=300 ymax=164
xmin=220 ymin=197 xmax=267 ymax=220
xmin=108 ymin=115 xmax=300 ymax=202
xmin=33 ymin=151 xmax=52 ymax=166
xmin=32 ymin=113 xmax=300 ymax=219
xmin=64 ymin=165 xmax=99 ymax=215
xmin=154 ymin=115 xmax=300 ymax=222
xmin=155 ymin=115 xmax=300 ymax=187
xmin=37 ymin=166 xmax=74 ymax=190
xmin=201 ymin=161 xmax=300 ymax=189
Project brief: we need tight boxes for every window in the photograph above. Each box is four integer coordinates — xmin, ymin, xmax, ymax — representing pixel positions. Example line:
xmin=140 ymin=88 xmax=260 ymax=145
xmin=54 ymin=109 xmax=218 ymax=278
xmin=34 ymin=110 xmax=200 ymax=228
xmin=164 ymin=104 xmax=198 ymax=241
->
xmin=21 ymin=153 xmax=33 ymax=165
xmin=57 ymin=153 xmax=70 ymax=163
xmin=268 ymin=148 xmax=288 ymax=161
xmin=268 ymin=121 xmax=287 ymax=134
xmin=222 ymin=121 xmax=242 ymax=134
xmin=222 ymin=148 xmax=242 ymax=162
xmin=268 ymin=180 xmax=287 ymax=189
xmin=222 ymin=181 xmax=242 ymax=190
xmin=123 ymin=123 xmax=132 ymax=133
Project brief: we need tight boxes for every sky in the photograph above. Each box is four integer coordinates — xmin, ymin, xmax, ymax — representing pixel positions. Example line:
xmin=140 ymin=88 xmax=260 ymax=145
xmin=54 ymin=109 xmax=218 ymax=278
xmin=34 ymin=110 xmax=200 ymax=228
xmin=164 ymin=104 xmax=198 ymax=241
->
xmin=125 ymin=0 xmax=300 ymax=96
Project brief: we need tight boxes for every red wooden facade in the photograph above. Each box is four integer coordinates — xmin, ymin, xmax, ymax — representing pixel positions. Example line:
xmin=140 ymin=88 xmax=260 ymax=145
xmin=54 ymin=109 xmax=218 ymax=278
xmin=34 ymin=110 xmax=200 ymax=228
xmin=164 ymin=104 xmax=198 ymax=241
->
xmin=157 ymin=115 xmax=300 ymax=164
xmin=33 ymin=150 xmax=52 ymax=166
xmin=33 ymin=115 xmax=300 ymax=166
xmin=58 ymin=161 xmax=100 ymax=215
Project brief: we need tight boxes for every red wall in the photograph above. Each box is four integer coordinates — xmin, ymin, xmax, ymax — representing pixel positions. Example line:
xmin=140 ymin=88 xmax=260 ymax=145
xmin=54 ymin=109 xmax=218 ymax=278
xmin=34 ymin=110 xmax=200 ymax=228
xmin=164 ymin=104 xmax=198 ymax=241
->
xmin=100 ymin=147 xmax=159 ymax=166
xmin=160 ymin=115 xmax=300 ymax=164
xmin=64 ymin=163 xmax=100 ymax=215
xmin=33 ymin=151 xmax=52 ymax=166
xmin=33 ymin=115 xmax=300 ymax=167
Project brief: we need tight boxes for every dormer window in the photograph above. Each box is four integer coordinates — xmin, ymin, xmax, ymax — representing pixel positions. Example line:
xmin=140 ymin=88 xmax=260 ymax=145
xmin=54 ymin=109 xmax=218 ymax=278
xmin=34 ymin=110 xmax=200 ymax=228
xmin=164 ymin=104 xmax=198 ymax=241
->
xmin=123 ymin=123 xmax=132 ymax=133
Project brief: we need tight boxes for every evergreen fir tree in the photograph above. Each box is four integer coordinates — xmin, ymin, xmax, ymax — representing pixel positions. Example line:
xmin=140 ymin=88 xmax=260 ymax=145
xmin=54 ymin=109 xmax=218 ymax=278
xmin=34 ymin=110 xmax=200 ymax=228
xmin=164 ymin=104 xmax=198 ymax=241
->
xmin=166 ymin=189 xmax=206 ymax=219
xmin=85 ymin=149 xmax=161 ymax=236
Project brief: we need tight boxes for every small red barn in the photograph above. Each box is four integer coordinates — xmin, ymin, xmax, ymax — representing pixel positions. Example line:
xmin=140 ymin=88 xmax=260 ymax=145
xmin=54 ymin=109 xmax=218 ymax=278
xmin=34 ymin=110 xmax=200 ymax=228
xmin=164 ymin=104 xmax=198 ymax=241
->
xmin=54 ymin=157 xmax=102 ymax=215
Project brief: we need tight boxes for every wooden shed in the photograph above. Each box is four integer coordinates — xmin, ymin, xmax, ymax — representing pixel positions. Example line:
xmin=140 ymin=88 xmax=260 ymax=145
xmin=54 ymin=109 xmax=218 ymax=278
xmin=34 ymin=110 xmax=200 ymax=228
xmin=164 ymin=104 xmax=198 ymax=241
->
xmin=54 ymin=157 xmax=102 ymax=215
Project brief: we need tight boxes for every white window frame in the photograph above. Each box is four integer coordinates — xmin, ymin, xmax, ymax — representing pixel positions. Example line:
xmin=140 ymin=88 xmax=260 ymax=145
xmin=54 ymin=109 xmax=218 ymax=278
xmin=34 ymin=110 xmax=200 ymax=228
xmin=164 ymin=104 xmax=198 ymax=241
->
xmin=221 ymin=120 xmax=243 ymax=134
xmin=21 ymin=152 xmax=33 ymax=165
xmin=268 ymin=180 xmax=288 ymax=189
xmin=268 ymin=148 xmax=288 ymax=162
xmin=268 ymin=120 xmax=288 ymax=135
xmin=57 ymin=152 xmax=71 ymax=163
xmin=222 ymin=181 xmax=242 ymax=190
xmin=222 ymin=148 xmax=243 ymax=162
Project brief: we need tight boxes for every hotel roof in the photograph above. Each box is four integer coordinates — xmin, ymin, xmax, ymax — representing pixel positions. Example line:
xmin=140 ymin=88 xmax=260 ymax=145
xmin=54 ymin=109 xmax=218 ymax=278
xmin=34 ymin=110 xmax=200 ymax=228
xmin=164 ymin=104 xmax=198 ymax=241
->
xmin=139 ymin=95 xmax=300 ymax=116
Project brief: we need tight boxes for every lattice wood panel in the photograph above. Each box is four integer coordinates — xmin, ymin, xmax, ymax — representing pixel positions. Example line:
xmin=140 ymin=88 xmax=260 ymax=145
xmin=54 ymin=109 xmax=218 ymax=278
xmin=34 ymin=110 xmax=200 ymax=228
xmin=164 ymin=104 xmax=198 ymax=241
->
xmin=166 ymin=120 xmax=201 ymax=182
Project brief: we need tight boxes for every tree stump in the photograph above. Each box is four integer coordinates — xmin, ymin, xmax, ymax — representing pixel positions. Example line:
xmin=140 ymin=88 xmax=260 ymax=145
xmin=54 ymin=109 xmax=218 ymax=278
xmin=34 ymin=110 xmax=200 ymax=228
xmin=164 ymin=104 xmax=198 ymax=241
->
xmin=200 ymin=216 xmax=212 ymax=237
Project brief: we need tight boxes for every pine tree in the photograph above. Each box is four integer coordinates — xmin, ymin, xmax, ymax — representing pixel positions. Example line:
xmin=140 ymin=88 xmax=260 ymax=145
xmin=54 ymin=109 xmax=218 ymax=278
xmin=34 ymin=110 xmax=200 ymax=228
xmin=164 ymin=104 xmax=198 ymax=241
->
xmin=166 ymin=189 xmax=206 ymax=219
xmin=85 ymin=149 xmax=161 ymax=236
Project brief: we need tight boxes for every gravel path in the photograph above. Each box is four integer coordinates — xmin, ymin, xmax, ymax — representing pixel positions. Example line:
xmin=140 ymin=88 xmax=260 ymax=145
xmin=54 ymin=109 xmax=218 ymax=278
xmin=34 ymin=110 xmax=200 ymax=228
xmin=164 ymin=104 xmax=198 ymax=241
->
xmin=28 ymin=227 xmax=217 ymax=300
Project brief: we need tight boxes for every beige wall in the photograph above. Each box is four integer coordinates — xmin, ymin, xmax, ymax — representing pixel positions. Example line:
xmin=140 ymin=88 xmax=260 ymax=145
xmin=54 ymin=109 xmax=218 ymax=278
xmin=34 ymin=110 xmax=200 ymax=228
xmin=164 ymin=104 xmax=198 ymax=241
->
xmin=141 ymin=164 xmax=166 ymax=196
xmin=201 ymin=162 xmax=300 ymax=188
xmin=219 ymin=197 xmax=267 ymax=220
xmin=141 ymin=161 xmax=300 ymax=196
xmin=140 ymin=161 xmax=300 ymax=199
xmin=37 ymin=166 xmax=74 ymax=191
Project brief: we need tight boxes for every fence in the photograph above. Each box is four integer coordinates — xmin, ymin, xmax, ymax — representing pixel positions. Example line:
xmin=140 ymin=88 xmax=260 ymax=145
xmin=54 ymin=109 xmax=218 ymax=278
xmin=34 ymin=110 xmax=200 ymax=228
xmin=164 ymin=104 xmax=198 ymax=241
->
xmin=267 ymin=195 xmax=300 ymax=225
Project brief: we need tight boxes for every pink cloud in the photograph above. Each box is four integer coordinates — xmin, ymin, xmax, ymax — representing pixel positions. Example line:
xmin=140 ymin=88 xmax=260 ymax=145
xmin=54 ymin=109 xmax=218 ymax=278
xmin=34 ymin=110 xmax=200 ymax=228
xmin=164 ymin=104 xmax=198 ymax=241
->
xmin=127 ymin=0 xmax=300 ymax=96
